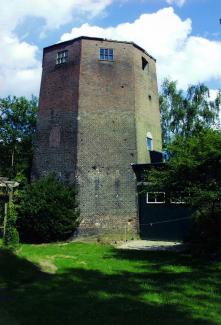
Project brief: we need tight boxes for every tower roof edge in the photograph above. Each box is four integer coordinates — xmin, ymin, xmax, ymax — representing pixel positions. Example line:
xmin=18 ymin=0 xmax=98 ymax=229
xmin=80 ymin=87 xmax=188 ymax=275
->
xmin=43 ymin=36 xmax=156 ymax=62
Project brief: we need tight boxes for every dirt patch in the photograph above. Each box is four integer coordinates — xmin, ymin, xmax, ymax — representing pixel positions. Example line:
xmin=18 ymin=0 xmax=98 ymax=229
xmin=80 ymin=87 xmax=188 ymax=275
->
xmin=52 ymin=254 xmax=77 ymax=260
xmin=39 ymin=259 xmax=57 ymax=274
xmin=116 ymin=240 xmax=186 ymax=252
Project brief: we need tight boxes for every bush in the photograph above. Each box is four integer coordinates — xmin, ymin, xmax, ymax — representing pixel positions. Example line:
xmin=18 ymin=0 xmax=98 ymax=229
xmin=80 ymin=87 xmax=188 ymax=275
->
xmin=17 ymin=175 xmax=80 ymax=243
xmin=190 ymin=207 xmax=221 ymax=257
xmin=3 ymin=202 xmax=19 ymax=247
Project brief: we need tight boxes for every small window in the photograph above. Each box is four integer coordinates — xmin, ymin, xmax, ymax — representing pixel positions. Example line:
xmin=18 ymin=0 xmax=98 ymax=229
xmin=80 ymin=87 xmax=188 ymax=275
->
xmin=56 ymin=50 xmax=68 ymax=65
xmin=146 ymin=132 xmax=153 ymax=151
xmin=147 ymin=192 xmax=165 ymax=204
xmin=100 ymin=48 xmax=114 ymax=61
xmin=142 ymin=57 xmax=148 ymax=70
xmin=170 ymin=192 xmax=186 ymax=204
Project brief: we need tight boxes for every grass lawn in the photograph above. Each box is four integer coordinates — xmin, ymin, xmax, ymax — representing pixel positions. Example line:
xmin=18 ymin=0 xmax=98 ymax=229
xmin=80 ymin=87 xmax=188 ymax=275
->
xmin=0 ymin=242 xmax=220 ymax=325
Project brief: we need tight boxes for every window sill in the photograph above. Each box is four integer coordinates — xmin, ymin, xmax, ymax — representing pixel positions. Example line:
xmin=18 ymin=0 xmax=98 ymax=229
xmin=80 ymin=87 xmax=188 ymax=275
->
xmin=55 ymin=62 xmax=68 ymax=66
xmin=99 ymin=59 xmax=114 ymax=62
xmin=146 ymin=202 xmax=165 ymax=204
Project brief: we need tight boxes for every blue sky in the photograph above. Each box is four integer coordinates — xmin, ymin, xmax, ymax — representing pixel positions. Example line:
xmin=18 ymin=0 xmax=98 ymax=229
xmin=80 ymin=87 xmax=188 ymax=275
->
xmin=1 ymin=0 xmax=221 ymax=97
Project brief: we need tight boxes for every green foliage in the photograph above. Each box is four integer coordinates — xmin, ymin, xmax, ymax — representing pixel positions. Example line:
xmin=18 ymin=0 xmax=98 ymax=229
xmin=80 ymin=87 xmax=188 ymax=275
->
xmin=17 ymin=175 xmax=80 ymax=243
xmin=154 ymin=79 xmax=221 ymax=255
xmin=149 ymin=129 xmax=221 ymax=201
xmin=160 ymin=79 xmax=220 ymax=148
xmin=190 ymin=209 xmax=221 ymax=256
xmin=148 ymin=127 xmax=221 ymax=255
xmin=0 ymin=96 xmax=37 ymax=179
xmin=3 ymin=202 xmax=19 ymax=247
xmin=153 ymin=130 xmax=220 ymax=215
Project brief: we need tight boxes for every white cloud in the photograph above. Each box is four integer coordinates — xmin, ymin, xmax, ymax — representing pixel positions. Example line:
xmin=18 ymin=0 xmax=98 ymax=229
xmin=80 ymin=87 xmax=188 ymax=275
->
xmin=209 ymin=89 xmax=220 ymax=102
xmin=0 ymin=32 xmax=41 ymax=97
xmin=1 ymin=2 xmax=221 ymax=97
xmin=60 ymin=7 xmax=221 ymax=90
xmin=1 ymin=0 xmax=112 ymax=32
xmin=166 ymin=0 xmax=186 ymax=7
xmin=0 ymin=0 xmax=112 ymax=97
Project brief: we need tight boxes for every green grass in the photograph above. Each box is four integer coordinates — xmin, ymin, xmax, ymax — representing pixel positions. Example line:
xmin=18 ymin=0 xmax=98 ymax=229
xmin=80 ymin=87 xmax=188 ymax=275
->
xmin=0 ymin=242 xmax=220 ymax=325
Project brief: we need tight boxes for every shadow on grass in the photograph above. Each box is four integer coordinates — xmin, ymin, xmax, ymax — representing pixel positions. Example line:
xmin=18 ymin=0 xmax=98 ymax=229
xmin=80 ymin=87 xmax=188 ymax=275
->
xmin=0 ymin=247 xmax=220 ymax=325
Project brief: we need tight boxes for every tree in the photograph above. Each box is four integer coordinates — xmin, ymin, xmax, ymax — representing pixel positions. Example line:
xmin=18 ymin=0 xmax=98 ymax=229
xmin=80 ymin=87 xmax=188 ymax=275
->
xmin=148 ymin=129 xmax=221 ymax=254
xmin=17 ymin=174 xmax=80 ymax=243
xmin=147 ymin=80 xmax=221 ymax=255
xmin=0 ymin=96 xmax=37 ymax=179
xmin=160 ymin=79 xmax=220 ymax=148
xmin=149 ymin=129 xmax=221 ymax=203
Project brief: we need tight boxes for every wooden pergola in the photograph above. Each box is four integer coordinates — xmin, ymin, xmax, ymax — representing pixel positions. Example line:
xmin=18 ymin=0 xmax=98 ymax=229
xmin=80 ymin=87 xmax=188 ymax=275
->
xmin=0 ymin=177 xmax=19 ymax=236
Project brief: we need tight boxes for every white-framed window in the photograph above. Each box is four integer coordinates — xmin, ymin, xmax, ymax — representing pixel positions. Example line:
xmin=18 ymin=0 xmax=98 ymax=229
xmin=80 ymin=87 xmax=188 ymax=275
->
xmin=146 ymin=192 xmax=165 ymax=204
xmin=100 ymin=48 xmax=114 ymax=61
xmin=56 ymin=50 xmax=68 ymax=64
xmin=146 ymin=132 xmax=153 ymax=151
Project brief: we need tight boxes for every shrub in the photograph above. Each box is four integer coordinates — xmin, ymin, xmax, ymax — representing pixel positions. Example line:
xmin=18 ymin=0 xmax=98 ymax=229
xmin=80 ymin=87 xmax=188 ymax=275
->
xmin=17 ymin=175 xmax=80 ymax=243
xmin=190 ymin=207 xmax=221 ymax=257
xmin=3 ymin=202 xmax=19 ymax=247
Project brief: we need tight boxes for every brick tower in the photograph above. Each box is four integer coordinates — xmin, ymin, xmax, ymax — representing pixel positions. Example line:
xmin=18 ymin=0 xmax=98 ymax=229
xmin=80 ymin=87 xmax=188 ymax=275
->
xmin=32 ymin=36 xmax=162 ymax=237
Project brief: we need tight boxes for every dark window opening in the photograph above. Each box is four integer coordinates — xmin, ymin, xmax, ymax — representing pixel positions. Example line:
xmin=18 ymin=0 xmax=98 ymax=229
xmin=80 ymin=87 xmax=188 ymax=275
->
xmin=146 ymin=136 xmax=153 ymax=151
xmin=142 ymin=57 xmax=148 ymax=70
xmin=100 ymin=48 xmax=114 ymax=61
xmin=56 ymin=50 xmax=68 ymax=64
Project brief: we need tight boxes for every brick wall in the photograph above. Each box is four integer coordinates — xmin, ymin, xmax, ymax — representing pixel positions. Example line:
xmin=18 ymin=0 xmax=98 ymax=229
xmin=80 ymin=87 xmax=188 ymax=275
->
xmin=133 ymin=46 xmax=162 ymax=163
xmin=32 ymin=40 xmax=81 ymax=182
xmin=76 ymin=39 xmax=138 ymax=235
xmin=33 ymin=37 xmax=162 ymax=238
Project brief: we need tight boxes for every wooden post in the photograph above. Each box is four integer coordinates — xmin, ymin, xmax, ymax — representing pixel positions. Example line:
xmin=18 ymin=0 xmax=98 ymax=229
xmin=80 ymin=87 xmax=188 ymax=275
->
xmin=0 ymin=180 xmax=19 ymax=239
xmin=3 ymin=202 xmax=8 ymax=237
xmin=8 ymin=188 xmax=13 ymax=203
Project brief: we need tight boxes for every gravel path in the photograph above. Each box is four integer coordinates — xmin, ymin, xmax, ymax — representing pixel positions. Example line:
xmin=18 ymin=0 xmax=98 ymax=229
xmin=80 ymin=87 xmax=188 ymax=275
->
xmin=117 ymin=240 xmax=186 ymax=251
